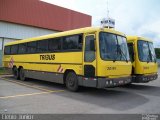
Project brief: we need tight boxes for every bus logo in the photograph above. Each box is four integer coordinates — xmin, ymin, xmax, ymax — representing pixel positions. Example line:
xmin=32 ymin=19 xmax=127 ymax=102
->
xmin=40 ymin=54 xmax=55 ymax=60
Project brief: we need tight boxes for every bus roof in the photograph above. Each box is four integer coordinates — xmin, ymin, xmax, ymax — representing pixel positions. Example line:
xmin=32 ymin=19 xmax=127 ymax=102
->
xmin=5 ymin=27 xmax=125 ymax=46
xmin=127 ymin=36 xmax=152 ymax=42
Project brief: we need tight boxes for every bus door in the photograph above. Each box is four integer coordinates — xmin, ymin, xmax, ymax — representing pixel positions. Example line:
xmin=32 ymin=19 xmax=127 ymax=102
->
xmin=128 ymin=42 xmax=135 ymax=73
xmin=128 ymin=42 xmax=135 ymax=63
xmin=83 ymin=34 xmax=97 ymax=82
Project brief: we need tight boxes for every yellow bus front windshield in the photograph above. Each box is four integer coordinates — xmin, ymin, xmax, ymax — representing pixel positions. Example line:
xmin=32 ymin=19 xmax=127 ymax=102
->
xmin=138 ymin=40 xmax=156 ymax=62
xmin=99 ymin=32 xmax=130 ymax=61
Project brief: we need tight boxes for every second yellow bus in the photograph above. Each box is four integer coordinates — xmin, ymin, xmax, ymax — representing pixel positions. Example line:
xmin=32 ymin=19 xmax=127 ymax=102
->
xmin=127 ymin=36 xmax=158 ymax=83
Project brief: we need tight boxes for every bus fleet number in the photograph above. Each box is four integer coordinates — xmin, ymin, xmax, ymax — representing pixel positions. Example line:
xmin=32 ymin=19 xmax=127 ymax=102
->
xmin=107 ymin=67 xmax=116 ymax=70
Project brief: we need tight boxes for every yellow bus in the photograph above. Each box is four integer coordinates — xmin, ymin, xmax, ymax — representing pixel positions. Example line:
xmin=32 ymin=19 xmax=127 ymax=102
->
xmin=127 ymin=36 xmax=158 ymax=83
xmin=3 ymin=27 xmax=132 ymax=91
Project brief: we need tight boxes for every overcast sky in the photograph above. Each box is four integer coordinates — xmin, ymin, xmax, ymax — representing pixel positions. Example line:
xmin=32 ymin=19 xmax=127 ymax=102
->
xmin=41 ymin=0 xmax=160 ymax=47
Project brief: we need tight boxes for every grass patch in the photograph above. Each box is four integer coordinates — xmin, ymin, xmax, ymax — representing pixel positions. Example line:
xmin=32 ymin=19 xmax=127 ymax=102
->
xmin=0 ymin=67 xmax=10 ymax=75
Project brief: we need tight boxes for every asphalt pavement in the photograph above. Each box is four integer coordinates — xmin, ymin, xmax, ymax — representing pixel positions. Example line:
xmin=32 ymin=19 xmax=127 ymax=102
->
xmin=0 ymin=69 xmax=160 ymax=114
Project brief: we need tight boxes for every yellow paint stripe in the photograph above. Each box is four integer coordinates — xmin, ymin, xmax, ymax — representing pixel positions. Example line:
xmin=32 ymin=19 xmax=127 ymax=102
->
xmin=0 ymin=77 xmax=61 ymax=92
xmin=0 ymin=90 xmax=64 ymax=99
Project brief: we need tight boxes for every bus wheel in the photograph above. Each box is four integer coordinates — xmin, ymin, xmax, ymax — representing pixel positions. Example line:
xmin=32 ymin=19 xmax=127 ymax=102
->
xmin=65 ymin=72 xmax=78 ymax=92
xmin=13 ymin=67 xmax=19 ymax=80
xmin=19 ymin=68 xmax=26 ymax=81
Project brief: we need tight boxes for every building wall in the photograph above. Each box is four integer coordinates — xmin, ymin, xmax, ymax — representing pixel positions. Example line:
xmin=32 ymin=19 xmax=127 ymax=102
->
xmin=0 ymin=21 xmax=57 ymax=39
xmin=0 ymin=21 xmax=58 ymax=66
xmin=0 ymin=38 xmax=3 ymax=66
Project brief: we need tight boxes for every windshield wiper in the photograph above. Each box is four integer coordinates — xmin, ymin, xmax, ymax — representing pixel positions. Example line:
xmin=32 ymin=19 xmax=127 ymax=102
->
xmin=113 ymin=45 xmax=119 ymax=62
xmin=114 ymin=45 xmax=128 ymax=62
xmin=147 ymin=53 xmax=150 ymax=63
xmin=119 ymin=45 xmax=128 ymax=62
xmin=149 ymin=50 xmax=156 ymax=63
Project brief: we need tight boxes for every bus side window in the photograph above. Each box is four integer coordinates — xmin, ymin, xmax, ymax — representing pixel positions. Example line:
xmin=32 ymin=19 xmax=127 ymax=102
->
xmin=27 ymin=41 xmax=37 ymax=54
xmin=63 ymin=34 xmax=82 ymax=51
xmin=84 ymin=35 xmax=95 ymax=62
xmin=18 ymin=43 xmax=27 ymax=54
xmin=78 ymin=35 xmax=83 ymax=49
xmin=11 ymin=45 xmax=18 ymax=54
xmin=128 ymin=43 xmax=134 ymax=62
xmin=37 ymin=40 xmax=48 ymax=53
xmin=48 ymin=38 xmax=61 ymax=52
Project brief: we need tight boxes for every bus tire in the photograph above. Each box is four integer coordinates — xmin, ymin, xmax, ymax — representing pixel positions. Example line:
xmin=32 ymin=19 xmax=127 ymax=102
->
xmin=65 ymin=72 xmax=78 ymax=92
xmin=19 ymin=68 xmax=26 ymax=81
xmin=13 ymin=67 xmax=19 ymax=80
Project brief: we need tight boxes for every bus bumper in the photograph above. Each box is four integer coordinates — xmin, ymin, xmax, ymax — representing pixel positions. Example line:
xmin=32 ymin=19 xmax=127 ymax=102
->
xmin=79 ymin=76 xmax=132 ymax=88
xmin=132 ymin=73 xmax=158 ymax=83
xmin=97 ymin=76 xmax=132 ymax=88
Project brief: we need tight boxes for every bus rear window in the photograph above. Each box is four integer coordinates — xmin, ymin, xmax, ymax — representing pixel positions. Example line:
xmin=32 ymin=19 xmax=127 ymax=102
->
xmin=4 ymin=46 xmax=11 ymax=55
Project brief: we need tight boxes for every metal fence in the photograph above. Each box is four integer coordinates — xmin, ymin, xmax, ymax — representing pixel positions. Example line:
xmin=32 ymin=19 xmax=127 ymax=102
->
xmin=0 ymin=50 xmax=2 ymax=66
